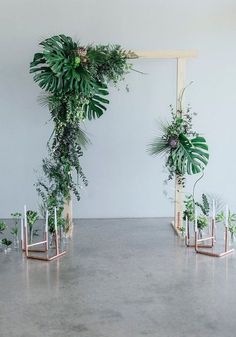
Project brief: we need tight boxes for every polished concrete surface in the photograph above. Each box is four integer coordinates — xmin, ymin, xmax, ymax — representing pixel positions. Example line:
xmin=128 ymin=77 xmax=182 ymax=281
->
xmin=0 ymin=218 xmax=236 ymax=337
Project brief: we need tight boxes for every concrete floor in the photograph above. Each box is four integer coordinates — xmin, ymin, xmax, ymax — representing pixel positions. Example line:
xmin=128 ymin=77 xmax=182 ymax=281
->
xmin=0 ymin=218 xmax=236 ymax=337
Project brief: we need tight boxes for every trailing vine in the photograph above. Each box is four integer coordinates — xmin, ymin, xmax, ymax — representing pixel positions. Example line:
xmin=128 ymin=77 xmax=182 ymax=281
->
xmin=30 ymin=34 xmax=134 ymax=231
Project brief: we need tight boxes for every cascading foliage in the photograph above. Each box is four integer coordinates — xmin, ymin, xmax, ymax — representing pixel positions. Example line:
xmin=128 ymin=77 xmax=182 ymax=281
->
xmin=30 ymin=34 xmax=134 ymax=231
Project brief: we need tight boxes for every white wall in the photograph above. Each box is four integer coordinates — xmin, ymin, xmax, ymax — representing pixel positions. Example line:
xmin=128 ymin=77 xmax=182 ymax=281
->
xmin=0 ymin=0 xmax=236 ymax=218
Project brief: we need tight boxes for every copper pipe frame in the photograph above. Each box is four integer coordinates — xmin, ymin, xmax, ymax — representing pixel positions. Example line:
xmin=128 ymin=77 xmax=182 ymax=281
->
xmin=27 ymin=251 xmax=66 ymax=261
xmin=185 ymin=218 xmax=215 ymax=249
xmin=195 ymin=226 xmax=234 ymax=258
xmin=22 ymin=230 xmax=48 ymax=253
xmin=24 ymin=226 xmax=66 ymax=262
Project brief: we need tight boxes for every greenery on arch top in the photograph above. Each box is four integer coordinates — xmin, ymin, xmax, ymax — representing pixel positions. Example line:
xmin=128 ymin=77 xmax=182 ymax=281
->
xmin=30 ymin=34 xmax=135 ymax=230
xmin=30 ymin=34 xmax=134 ymax=119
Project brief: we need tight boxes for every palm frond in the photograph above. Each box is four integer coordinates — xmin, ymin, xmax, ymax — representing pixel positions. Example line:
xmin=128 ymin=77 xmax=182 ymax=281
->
xmin=77 ymin=127 xmax=91 ymax=149
xmin=148 ymin=137 xmax=169 ymax=156
xmin=159 ymin=120 xmax=170 ymax=134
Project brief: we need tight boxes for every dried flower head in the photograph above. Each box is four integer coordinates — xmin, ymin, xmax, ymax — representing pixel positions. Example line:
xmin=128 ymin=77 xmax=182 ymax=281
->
xmin=77 ymin=47 xmax=87 ymax=57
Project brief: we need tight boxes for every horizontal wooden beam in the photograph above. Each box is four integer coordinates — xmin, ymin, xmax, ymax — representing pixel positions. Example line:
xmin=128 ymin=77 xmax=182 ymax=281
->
xmin=131 ymin=50 xmax=198 ymax=59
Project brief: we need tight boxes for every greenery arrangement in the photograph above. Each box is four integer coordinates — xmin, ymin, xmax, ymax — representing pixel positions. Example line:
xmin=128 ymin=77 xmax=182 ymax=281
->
xmin=26 ymin=210 xmax=39 ymax=243
xmin=216 ymin=210 xmax=236 ymax=239
xmin=10 ymin=212 xmax=21 ymax=239
xmin=0 ymin=221 xmax=13 ymax=251
xmin=0 ymin=221 xmax=7 ymax=234
xmin=183 ymin=193 xmax=210 ymax=234
xmin=179 ymin=226 xmax=186 ymax=237
xmin=183 ymin=194 xmax=195 ymax=222
xmin=10 ymin=226 xmax=18 ymax=237
xmin=1 ymin=238 xmax=12 ymax=248
xmin=229 ymin=225 xmax=236 ymax=240
xmin=30 ymin=34 xmax=134 ymax=234
xmin=148 ymin=102 xmax=209 ymax=186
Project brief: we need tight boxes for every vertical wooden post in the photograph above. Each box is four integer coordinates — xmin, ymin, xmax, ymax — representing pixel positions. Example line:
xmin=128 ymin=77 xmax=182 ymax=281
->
xmin=64 ymin=197 xmax=73 ymax=238
xmin=175 ymin=58 xmax=186 ymax=229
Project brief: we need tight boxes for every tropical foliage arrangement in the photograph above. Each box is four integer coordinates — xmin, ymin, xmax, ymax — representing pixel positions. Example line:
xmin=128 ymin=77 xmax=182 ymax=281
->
xmin=30 ymin=34 xmax=134 ymax=233
xmin=148 ymin=103 xmax=209 ymax=185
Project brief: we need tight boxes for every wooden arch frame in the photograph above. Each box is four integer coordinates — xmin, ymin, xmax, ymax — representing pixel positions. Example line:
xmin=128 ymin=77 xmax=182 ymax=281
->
xmin=65 ymin=50 xmax=198 ymax=232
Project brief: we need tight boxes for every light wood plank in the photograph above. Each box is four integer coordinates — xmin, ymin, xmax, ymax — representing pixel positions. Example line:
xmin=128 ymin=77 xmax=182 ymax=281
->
xmin=132 ymin=50 xmax=197 ymax=59
xmin=64 ymin=196 xmax=73 ymax=238
xmin=174 ymin=58 xmax=186 ymax=229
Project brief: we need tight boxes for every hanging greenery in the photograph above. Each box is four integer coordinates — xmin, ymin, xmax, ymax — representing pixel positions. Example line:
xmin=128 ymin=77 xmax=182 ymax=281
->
xmin=148 ymin=102 xmax=209 ymax=185
xmin=30 ymin=34 xmax=135 ymax=231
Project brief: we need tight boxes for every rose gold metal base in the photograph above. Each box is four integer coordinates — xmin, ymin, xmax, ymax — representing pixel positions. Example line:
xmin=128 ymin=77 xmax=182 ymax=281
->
xmin=22 ymin=233 xmax=49 ymax=253
xmin=26 ymin=251 xmax=66 ymax=261
xmin=23 ymin=212 xmax=66 ymax=262
xmin=170 ymin=221 xmax=182 ymax=238
xmin=196 ymin=249 xmax=234 ymax=257
xmin=185 ymin=218 xmax=215 ymax=249
xmin=195 ymin=227 xmax=234 ymax=258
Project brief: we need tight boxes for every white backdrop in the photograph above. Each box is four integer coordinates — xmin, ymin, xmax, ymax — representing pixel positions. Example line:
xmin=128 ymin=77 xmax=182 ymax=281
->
xmin=0 ymin=0 xmax=236 ymax=218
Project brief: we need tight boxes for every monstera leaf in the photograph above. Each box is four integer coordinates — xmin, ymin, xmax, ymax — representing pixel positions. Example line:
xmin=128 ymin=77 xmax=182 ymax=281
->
xmin=172 ymin=134 xmax=209 ymax=175
xmin=30 ymin=35 xmax=78 ymax=94
xmin=84 ymin=84 xmax=109 ymax=120
xmin=30 ymin=34 xmax=110 ymax=119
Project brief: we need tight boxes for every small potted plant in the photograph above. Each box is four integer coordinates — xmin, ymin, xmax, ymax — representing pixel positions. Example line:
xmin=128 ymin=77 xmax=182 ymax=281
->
xmin=2 ymin=238 xmax=12 ymax=253
xmin=0 ymin=221 xmax=7 ymax=234
xmin=216 ymin=210 xmax=236 ymax=242
xmin=179 ymin=226 xmax=186 ymax=238
xmin=11 ymin=212 xmax=21 ymax=249
xmin=0 ymin=221 xmax=7 ymax=252
xmin=197 ymin=215 xmax=208 ymax=239
xmin=229 ymin=225 xmax=236 ymax=242
xmin=45 ymin=205 xmax=66 ymax=248
xmin=26 ymin=210 xmax=38 ymax=244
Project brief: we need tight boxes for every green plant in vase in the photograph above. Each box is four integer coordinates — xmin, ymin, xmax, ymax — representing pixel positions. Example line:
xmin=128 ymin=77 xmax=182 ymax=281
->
xmin=11 ymin=227 xmax=19 ymax=249
xmin=179 ymin=226 xmax=186 ymax=237
xmin=229 ymin=225 xmax=236 ymax=242
xmin=183 ymin=193 xmax=210 ymax=237
xmin=11 ymin=212 xmax=21 ymax=249
xmin=48 ymin=207 xmax=66 ymax=248
xmin=0 ymin=221 xmax=7 ymax=252
xmin=183 ymin=194 xmax=195 ymax=222
xmin=197 ymin=215 xmax=208 ymax=239
xmin=0 ymin=221 xmax=7 ymax=234
xmin=216 ymin=210 xmax=236 ymax=241
xmin=216 ymin=210 xmax=236 ymax=225
xmin=2 ymin=238 xmax=12 ymax=253
xmin=26 ymin=210 xmax=39 ymax=243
